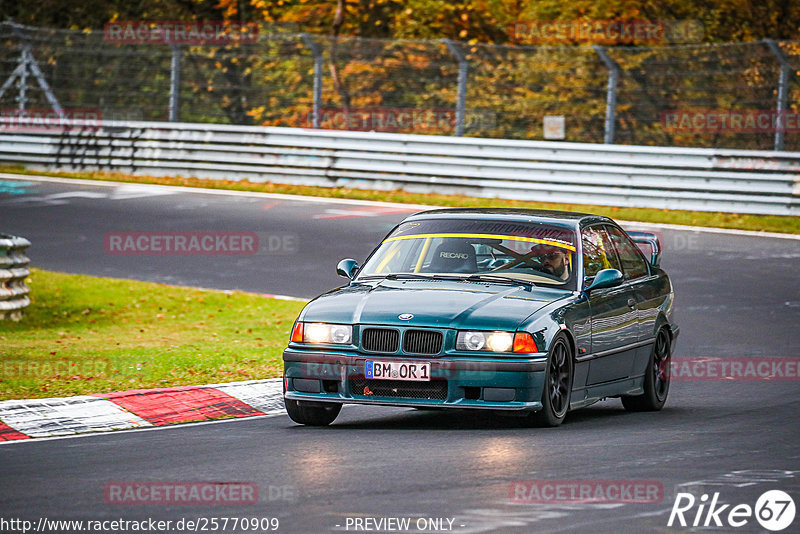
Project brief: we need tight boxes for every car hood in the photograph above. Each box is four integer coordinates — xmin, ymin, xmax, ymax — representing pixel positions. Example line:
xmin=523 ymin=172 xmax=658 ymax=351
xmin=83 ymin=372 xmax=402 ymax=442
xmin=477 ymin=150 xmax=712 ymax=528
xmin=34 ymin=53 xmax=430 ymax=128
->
xmin=299 ymin=279 xmax=569 ymax=330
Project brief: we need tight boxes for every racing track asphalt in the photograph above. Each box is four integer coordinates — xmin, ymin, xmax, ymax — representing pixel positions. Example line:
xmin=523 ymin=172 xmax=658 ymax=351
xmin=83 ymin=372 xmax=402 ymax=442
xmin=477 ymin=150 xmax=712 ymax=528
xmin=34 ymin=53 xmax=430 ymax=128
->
xmin=1 ymin=175 xmax=799 ymax=533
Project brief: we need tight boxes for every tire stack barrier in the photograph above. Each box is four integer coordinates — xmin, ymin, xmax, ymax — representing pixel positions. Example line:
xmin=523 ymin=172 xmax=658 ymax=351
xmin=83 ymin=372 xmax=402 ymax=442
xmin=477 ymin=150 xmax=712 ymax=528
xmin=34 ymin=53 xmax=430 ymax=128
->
xmin=0 ymin=235 xmax=31 ymax=321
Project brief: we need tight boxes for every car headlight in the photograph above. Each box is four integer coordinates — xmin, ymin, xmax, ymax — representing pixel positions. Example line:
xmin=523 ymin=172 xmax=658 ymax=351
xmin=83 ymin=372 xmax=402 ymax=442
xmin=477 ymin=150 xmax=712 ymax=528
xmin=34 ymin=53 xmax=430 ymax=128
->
xmin=291 ymin=322 xmax=352 ymax=344
xmin=456 ymin=331 xmax=538 ymax=353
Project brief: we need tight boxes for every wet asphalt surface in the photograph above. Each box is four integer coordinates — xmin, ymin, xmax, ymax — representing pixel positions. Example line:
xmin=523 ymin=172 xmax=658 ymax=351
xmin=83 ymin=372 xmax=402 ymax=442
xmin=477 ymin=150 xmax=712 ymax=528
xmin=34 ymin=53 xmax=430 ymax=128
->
xmin=1 ymin=175 xmax=798 ymax=533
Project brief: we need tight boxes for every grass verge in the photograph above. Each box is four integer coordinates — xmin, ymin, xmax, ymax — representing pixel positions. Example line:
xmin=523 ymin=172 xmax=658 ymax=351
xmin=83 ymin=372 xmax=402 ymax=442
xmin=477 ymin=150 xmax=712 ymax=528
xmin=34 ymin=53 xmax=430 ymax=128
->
xmin=2 ymin=165 xmax=797 ymax=234
xmin=0 ymin=268 xmax=305 ymax=401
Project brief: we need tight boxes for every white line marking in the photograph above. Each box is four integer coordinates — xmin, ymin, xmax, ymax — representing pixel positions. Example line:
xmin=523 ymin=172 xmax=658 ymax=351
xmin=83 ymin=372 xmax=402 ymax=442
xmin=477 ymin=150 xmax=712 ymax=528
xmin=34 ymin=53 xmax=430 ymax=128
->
xmin=3 ymin=172 xmax=797 ymax=239
xmin=0 ymin=173 xmax=431 ymax=210
xmin=619 ymin=219 xmax=800 ymax=240
xmin=313 ymin=206 xmax=419 ymax=219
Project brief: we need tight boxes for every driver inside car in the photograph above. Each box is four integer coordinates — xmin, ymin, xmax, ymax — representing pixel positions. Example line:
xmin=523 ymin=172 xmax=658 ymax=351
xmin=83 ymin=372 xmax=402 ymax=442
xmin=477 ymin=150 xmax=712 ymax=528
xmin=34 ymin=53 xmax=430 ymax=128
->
xmin=534 ymin=245 xmax=571 ymax=280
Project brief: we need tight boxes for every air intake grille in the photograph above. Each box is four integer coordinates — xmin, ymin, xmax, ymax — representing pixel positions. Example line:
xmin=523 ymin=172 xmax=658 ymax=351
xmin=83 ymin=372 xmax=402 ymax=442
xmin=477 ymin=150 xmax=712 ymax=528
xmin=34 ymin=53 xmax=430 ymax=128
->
xmin=349 ymin=377 xmax=448 ymax=400
xmin=402 ymin=330 xmax=443 ymax=355
xmin=362 ymin=328 xmax=400 ymax=353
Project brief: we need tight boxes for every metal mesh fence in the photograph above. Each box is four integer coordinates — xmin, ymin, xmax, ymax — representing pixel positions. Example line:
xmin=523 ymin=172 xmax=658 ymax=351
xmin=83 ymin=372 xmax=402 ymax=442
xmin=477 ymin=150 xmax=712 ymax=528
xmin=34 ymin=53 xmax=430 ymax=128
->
xmin=0 ymin=22 xmax=797 ymax=150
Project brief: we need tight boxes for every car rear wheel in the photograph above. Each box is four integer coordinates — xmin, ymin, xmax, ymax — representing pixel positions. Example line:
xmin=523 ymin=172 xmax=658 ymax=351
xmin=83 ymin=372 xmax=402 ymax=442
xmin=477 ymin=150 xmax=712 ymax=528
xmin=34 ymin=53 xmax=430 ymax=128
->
xmin=622 ymin=328 xmax=671 ymax=412
xmin=285 ymin=398 xmax=342 ymax=426
xmin=528 ymin=335 xmax=573 ymax=427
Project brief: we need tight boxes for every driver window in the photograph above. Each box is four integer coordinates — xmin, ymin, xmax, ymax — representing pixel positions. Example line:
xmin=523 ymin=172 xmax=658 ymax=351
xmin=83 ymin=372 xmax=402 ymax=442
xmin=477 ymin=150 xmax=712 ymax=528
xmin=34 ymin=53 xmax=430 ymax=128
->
xmin=582 ymin=226 xmax=622 ymax=278
xmin=604 ymin=225 xmax=650 ymax=280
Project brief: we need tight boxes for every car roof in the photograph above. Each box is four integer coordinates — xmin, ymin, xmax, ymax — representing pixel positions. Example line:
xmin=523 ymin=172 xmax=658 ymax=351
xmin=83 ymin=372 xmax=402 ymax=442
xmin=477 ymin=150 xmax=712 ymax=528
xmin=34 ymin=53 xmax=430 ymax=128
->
xmin=402 ymin=208 xmax=610 ymax=228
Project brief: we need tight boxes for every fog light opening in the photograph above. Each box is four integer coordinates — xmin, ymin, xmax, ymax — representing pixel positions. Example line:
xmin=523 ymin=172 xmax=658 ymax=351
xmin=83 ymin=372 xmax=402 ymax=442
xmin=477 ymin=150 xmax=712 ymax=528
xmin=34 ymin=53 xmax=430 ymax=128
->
xmin=463 ymin=386 xmax=481 ymax=400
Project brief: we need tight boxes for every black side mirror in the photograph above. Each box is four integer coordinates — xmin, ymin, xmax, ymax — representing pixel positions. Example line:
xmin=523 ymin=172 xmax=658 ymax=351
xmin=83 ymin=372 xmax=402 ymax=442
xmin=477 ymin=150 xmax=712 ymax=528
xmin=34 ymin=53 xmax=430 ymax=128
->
xmin=336 ymin=258 xmax=359 ymax=280
xmin=584 ymin=268 xmax=623 ymax=292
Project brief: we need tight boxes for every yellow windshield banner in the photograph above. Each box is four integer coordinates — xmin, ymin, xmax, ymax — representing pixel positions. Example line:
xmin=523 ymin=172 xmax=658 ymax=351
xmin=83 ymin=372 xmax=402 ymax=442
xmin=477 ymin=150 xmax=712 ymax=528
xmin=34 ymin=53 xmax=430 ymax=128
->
xmin=384 ymin=232 xmax=576 ymax=252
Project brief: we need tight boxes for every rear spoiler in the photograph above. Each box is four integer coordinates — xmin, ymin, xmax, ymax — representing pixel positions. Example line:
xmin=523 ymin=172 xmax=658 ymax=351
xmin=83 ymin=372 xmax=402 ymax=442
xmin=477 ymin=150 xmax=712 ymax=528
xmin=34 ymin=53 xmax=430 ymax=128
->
xmin=627 ymin=231 xmax=661 ymax=267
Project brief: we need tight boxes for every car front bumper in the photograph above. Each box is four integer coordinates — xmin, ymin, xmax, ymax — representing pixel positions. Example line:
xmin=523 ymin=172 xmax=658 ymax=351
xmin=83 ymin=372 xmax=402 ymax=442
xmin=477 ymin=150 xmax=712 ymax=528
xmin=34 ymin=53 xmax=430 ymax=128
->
xmin=283 ymin=348 xmax=548 ymax=411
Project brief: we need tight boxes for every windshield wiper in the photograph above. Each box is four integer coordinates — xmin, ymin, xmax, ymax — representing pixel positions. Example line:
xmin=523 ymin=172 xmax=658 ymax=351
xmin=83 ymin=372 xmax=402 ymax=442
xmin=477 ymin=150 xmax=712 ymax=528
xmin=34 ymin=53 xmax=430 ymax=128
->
xmin=385 ymin=273 xmax=466 ymax=281
xmin=465 ymin=274 xmax=535 ymax=288
xmin=360 ymin=273 xmax=534 ymax=287
xmin=360 ymin=273 xmax=450 ymax=281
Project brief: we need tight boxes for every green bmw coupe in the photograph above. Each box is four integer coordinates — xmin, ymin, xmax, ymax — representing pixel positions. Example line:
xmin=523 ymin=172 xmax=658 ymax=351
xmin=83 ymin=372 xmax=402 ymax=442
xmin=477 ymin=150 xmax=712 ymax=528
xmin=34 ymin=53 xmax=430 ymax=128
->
xmin=283 ymin=208 xmax=678 ymax=427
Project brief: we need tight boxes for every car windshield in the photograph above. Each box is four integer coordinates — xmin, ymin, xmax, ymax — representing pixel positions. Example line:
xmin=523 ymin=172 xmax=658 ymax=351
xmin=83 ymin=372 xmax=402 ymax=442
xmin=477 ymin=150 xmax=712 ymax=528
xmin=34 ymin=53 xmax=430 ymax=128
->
xmin=358 ymin=218 xmax=578 ymax=290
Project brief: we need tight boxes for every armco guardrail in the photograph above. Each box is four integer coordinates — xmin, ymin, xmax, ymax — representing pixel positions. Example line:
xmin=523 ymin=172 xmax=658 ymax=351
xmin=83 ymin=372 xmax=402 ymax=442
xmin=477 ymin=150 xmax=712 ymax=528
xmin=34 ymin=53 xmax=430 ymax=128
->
xmin=0 ymin=235 xmax=31 ymax=321
xmin=0 ymin=120 xmax=798 ymax=215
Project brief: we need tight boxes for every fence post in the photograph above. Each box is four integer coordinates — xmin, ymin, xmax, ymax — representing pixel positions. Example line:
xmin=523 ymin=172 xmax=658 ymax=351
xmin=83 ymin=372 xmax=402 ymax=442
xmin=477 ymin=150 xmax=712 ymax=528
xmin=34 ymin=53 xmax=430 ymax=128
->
xmin=0 ymin=24 xmax=64 ymax=117
xmin=169 ymin=44 xmax=182 ymax=122
xmin=301 ymin=33 xmax=323 ymax=129
xmin=593 ymin=45 xmax=620 ymax=144
xmin=765 ymin=39 xmax=789 ymax=152
xmin=442 ymin=39 xmax=467 ymax=137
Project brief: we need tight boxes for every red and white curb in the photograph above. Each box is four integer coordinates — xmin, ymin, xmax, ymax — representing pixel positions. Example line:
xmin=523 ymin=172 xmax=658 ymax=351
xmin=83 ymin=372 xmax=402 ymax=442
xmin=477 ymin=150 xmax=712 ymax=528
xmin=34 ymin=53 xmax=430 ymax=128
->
xmin=0 ymin=378 xmax=284 ymax=442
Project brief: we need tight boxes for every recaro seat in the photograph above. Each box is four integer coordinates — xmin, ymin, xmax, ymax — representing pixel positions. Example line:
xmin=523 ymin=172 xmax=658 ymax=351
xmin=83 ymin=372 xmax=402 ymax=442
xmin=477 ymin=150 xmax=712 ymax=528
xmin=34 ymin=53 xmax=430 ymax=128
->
xmin=426 ymin=239 xmax=477 ymax=273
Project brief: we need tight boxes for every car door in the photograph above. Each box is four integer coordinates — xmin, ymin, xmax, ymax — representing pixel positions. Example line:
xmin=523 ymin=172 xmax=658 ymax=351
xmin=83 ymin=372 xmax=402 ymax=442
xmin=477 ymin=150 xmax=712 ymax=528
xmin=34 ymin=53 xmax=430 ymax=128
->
xmin=603 ymin=224 xmax=659 ymax=378
xmin=581 ymin=225 xmax=640 ymax=385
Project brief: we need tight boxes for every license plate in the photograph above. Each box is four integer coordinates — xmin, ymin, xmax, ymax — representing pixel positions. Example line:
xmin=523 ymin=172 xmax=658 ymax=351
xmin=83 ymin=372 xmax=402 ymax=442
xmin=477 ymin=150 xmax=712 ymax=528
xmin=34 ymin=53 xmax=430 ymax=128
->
xmin=365 ymin=360 xmax=430 ymax=381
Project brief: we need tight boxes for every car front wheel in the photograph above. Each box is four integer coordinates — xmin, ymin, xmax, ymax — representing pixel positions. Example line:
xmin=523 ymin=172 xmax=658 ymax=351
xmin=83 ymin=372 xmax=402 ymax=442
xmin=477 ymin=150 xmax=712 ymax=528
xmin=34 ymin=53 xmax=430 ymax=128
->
xmin=285 ymin=398 xmax=342 ymax=426
xmin=528 ymin=335 xmax=573 ymax=427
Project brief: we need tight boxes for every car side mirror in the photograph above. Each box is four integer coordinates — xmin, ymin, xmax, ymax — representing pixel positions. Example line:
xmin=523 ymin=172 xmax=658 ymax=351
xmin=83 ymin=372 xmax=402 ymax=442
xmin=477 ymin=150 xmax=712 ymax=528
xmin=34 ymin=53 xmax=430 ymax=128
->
xmin=336 ymin=258 xmax=359 ymax=280
xmin=584 ymin=268 xmax=623 ymax=292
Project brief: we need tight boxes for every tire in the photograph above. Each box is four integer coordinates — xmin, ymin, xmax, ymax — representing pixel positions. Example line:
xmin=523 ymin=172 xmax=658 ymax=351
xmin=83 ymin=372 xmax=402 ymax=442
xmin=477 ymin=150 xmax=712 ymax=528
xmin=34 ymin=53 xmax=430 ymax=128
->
xmin=285 ymin=398 xmax=341 ymax=426
xmin=528 ymin=335 xmax=573 ymax=427
xmin=622 ymin=328 xmax=671 ymax=412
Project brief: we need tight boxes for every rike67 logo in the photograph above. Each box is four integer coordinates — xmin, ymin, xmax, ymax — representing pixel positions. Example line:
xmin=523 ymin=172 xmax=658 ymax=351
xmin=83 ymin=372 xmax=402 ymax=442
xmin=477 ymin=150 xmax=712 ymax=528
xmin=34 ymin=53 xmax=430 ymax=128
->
xmin=668 ymin=490 xmax=795 ymax=531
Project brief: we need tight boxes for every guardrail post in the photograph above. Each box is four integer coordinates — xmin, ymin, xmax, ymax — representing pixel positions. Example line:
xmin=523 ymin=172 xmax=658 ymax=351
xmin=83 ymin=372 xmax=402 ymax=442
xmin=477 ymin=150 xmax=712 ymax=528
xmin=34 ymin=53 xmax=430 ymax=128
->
xmin=301 ymin=33 xmax=323 ymax=129
xmin=593 ymin=45 xmax=620 ymax=145
xmin=0 ymin=234 xmax=31 ymax=321
xmin=442 ymin=39 xmax=468 ymax=137
xmin=765 ymin=39 xmax=790 ymax=152
xmin=169 ymin=44 xmax=182 ymax=122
